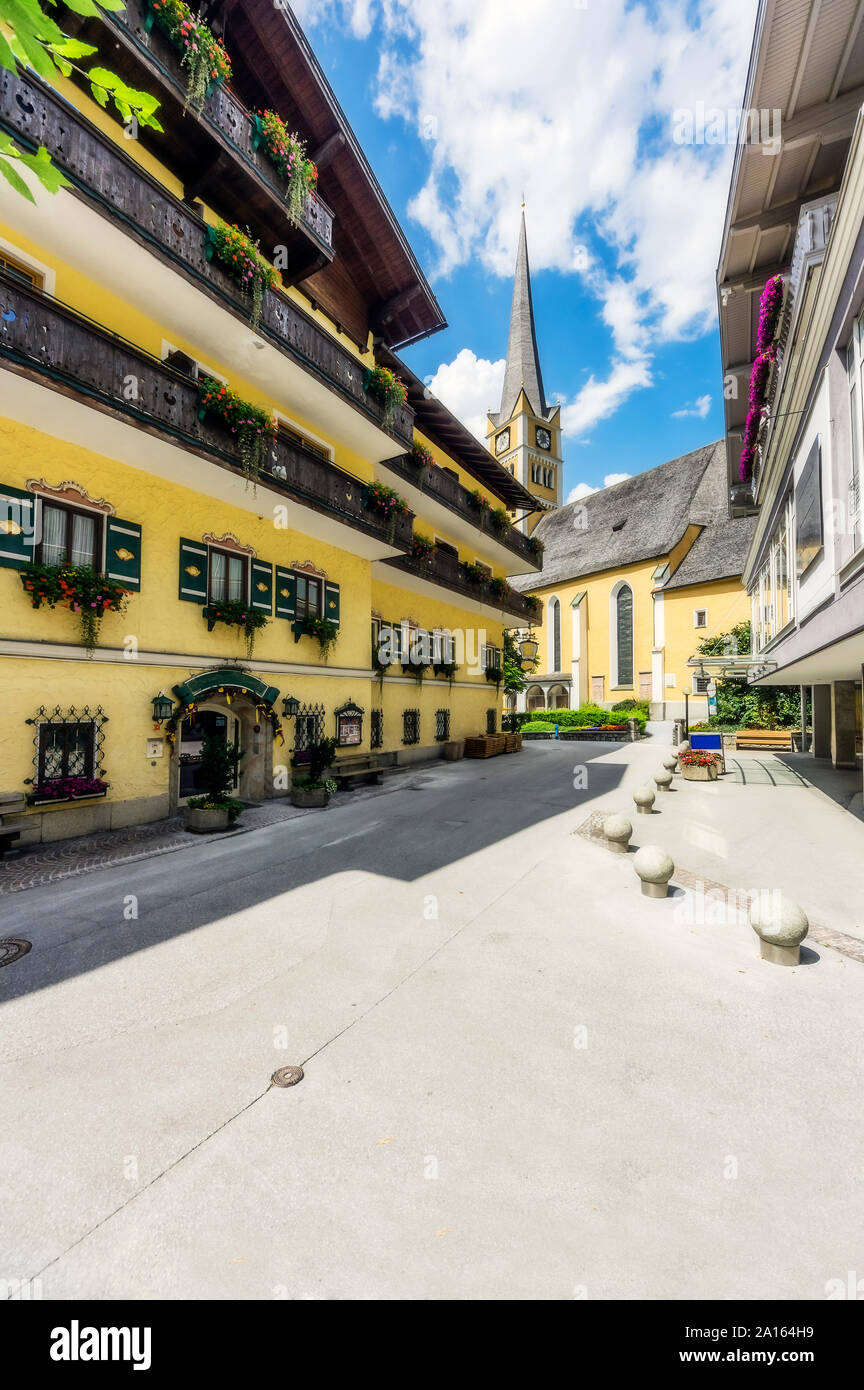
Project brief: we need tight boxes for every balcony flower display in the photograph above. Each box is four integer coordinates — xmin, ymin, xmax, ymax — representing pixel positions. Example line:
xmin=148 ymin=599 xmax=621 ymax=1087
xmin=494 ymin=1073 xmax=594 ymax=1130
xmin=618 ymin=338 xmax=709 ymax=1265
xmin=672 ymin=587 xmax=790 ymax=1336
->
xmin=203 ymin=599 xmax=269 ymax=658
xmin=490 ymin=507 xmax=511 ymax=533
xmin=20 ymin=562 xmax=129 ymax=654
xmin=205 ymin=222 xmax=281 ymax=329
xmin=292 ymin=613 xmax=339 ymax=661
xmin=463 ymin=562 xmax=488 ymax=586
xmin=740 ymin=273 xmax=785 ymax=481
xmin=469 ymin=489 xmax=490 ymax=511
xmin=148 ymin=0 xmax=232 ymax=114
xmin=527 ymin=535 xmax=544 ymax=558
xmin=411 ymin=533 xmax=436 ymax=565
xmin=197 ymin=377 xmax=277 ymax=486
xmin=252 ymin=110 xmax=318 ymax=224
xmin=363 ymin=366 xmax=408 ymax=430
xmin=361 ymin=480 xmax=409 ymax=543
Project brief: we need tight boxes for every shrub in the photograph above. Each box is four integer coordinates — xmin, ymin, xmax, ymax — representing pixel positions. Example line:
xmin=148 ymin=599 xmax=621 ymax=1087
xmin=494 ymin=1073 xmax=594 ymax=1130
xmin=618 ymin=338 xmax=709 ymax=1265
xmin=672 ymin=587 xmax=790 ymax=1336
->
xmin=521 ymin=720 xmax=556 ymax=732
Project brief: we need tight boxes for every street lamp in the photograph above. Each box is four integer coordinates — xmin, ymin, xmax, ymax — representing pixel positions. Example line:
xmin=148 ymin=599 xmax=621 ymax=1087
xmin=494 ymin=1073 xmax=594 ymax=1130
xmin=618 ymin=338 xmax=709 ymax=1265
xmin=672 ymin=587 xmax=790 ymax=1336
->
xmin=683 ymin=685 xmax=691 ymax=736
xmin=281 ymin=694 xmax=300 ymax=719
xmin=151 ymin=692 xmax=174 ymax=727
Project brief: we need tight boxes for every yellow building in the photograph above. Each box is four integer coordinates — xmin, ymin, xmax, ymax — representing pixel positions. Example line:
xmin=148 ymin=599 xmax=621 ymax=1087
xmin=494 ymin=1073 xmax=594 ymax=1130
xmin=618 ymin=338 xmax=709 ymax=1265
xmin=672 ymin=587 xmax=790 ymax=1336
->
xmin=0 ymin=0 xmax=541 ymax=844
xmin=509 ymin=442 xmax=756 ymax=720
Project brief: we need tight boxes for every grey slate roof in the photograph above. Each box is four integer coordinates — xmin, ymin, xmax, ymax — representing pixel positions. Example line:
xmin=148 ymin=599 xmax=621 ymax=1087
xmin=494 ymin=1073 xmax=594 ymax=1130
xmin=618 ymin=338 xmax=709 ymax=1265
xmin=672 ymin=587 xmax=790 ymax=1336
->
xmin=490 ymin=213 xmax=550 ymax=425
xmin=511 ymin=439 xmax=754 ymax=592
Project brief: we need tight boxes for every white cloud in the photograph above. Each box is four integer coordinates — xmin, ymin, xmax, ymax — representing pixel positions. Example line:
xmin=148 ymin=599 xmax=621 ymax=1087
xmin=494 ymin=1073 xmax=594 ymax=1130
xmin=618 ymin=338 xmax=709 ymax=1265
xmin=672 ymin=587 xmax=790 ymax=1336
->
xmin=672 ymin=394 xmax=712 ymax=419
xmin=566 ymin=472 xmax=632 ymax=504
xmin=424 ymin=348 xmax=505 ymax=442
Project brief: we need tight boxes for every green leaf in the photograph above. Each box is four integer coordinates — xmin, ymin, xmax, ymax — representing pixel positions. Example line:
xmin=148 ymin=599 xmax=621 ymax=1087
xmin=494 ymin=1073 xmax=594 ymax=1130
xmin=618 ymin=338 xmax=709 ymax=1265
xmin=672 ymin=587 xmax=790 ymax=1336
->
xmin=0 ymin=29 xmax=18 ymax=74
xmin=89 ymin=81 xmax=108 ymax=108
xmin=16 ymin=143 xmax=71 ymax=192
xmin=48 ymin=38 xmax=98 ymax=59
xmin=0 ymin=152 xmax=35 ymax=202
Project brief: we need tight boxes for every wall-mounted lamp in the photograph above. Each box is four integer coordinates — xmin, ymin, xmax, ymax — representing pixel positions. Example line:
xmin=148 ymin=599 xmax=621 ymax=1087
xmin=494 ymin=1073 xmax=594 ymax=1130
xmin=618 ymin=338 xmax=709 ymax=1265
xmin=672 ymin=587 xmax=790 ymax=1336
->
xmin=151 ymin=692 xmax=174 ymax=727
xmin=281 ymin=695 xmax=300 ymax=719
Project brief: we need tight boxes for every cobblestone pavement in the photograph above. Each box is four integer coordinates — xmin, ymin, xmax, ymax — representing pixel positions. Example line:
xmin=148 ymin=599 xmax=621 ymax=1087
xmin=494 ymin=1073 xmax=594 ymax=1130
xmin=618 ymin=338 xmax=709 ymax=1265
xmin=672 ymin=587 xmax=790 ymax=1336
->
xmin=0 ymin=770 xmax=434 ymax=896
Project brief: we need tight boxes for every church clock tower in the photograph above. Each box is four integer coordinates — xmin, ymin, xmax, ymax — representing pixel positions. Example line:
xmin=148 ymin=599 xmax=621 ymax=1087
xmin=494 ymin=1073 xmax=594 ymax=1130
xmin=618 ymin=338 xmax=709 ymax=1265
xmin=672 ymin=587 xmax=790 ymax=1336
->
xmin=487 ymin=211 xmax=563 ymax=535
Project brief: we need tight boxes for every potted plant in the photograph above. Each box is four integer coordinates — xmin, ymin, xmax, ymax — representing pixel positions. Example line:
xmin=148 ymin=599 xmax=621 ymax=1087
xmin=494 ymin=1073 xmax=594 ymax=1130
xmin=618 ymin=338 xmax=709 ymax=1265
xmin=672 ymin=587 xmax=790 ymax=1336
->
xmin=291 ymin=737 xmax=338 ymax=807
xmin=361 ymin=480 xmax=409 ymax=543
xmin=205 ymin=222 xmax=281 ymax=328
xmin=490 ymin=507 xmax=511 ymax=534
xmin=679 ymin=749 xmax=721 ymax=782
xmin=251 ymin=110 xmax=318 ymax=224
xmin=184 ymin=733 xmax=243 ymax=831
xmin=468 ymin=488 xmax=490 ymax=512
xmin=146 ymin=0 xmax=232 ymax=113
xmin=28 ymin=775 xmax=109 ymax=807
xmin=411 ymin=533 xmax=436 ymax=567
xmin=463 ymin=562 xmax=487 ymax=587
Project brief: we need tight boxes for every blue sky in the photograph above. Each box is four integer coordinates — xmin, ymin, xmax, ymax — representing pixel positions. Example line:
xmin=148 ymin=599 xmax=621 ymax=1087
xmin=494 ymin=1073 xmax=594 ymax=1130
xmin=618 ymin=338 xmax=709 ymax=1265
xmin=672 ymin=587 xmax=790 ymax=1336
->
xmin=291 ymin=0 xmax=758 ymax=499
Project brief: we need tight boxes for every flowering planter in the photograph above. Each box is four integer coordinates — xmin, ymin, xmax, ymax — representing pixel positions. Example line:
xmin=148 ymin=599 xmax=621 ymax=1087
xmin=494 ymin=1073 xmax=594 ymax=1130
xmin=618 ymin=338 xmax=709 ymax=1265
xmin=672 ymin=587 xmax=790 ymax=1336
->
xmin=184 ymin=805 xmax=231 ymax=833
xmin=681 ymin=763 xmax=720 ymax=782
xmin=290 ymin=785 xmax=331 ymax=808
xmin=27 ymin=789 xmax=109 ymax=808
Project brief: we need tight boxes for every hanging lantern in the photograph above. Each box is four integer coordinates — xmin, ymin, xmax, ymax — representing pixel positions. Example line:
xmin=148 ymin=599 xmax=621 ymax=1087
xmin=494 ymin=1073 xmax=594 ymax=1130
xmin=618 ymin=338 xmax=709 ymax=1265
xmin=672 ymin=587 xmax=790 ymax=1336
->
xmin=151 ymin=692 xmax=174 ymax=726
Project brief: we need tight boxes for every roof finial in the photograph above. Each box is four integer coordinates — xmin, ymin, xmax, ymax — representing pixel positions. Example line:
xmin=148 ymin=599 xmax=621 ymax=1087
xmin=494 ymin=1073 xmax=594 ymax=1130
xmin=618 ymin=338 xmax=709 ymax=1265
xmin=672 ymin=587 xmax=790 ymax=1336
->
xmin=521 ymin=191 xmax=525 ymax=210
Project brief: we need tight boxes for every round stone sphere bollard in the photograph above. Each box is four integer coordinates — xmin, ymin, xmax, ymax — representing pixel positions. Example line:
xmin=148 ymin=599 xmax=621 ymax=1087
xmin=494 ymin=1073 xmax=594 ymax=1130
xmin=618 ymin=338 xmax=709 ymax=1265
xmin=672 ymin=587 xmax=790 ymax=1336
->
xmin=654 ymin=767 xmax=673 ymax=792
xmin=633 ymin=845 xmax=674 ymax=899
xmin=749 ymin=894 xmax=809 ymax=966
xmin=633 ymin=784 xmax=655 ymax=815
xmin=603 ymin=813 xmax=632 ymax=855
xmin=678 ymin=740 xmax=690 ymax=755
xmin=663 ymin=754 xmax=679 ymax=774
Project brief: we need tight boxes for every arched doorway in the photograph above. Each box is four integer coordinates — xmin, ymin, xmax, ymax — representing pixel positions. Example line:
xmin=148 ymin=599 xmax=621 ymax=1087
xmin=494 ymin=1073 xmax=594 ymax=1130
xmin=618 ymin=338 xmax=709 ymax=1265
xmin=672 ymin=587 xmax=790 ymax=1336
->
xmin=547 ymin=683 xmax=570 ymax=709
xmin=171 ymin=669 xmax=282 ymax=809
xmin=526 ymin=684 xmax=546 ymax=712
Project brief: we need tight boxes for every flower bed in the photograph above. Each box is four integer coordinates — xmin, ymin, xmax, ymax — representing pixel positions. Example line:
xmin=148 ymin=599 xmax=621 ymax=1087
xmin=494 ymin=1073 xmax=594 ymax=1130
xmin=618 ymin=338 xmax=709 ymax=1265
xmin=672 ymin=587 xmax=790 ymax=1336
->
xmin=147 ymin=0 xmax=231 ymax=113
xmin=20 ymin=563 xmax=129 ymax=653
xmin=363 ymin=367 xmax=408 ymax=430
xmin=205 ymin=223 xmax=281 ymax=328
xmin=198 ymin=377 xmax=276 ymax=485
xmin=251 ymin=110 xmax=318 ymax=223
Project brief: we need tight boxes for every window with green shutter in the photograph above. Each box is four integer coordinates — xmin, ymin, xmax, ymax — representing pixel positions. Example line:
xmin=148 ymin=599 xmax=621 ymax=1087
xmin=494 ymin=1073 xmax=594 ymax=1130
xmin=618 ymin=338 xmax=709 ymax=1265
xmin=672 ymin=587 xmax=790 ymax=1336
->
xmin=274 ymin=567 xmax=296 ymax=620
xmin=323 ymin=580 xmax=340 ymax=627
xmin=0 ymin=484 xmax=36 ymax=569
xmin=105 ymin=517 xmax=142 ymax=591
xmin=250 ymin=559 xmax=273 ymax=613
xmin=179 ymin=538 xmax=208 ymax=603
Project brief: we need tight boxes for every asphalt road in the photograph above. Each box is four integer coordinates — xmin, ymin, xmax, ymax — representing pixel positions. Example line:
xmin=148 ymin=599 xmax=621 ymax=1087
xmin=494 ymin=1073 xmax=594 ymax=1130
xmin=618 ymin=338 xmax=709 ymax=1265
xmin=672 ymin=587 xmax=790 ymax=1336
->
xmin=2 ymin=742 xmax=863 ymax=1300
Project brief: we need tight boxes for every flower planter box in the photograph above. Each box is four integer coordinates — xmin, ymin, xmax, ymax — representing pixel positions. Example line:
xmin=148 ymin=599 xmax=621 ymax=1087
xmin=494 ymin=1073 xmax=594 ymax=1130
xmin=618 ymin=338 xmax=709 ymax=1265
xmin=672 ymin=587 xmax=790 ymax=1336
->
xmin=681 ymin=763 xmax=720 ymax=782
xmin=28 ymin=789 xmax=109 ymax=808
xmin=290 ymin=785 xmax=331 ymax=808
xmin=184 ymin=805 xmax=231 ymax=833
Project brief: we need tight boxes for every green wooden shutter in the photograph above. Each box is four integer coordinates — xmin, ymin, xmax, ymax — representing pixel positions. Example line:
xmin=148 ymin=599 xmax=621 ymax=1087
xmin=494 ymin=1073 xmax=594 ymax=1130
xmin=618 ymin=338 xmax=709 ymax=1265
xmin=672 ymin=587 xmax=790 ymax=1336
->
xmin=105 ymin=516 xmax=142 ymax=591
xmin=250 ymin=559 xmax=273 ymax=613
xmin=274 ymin=566 xmax=296 ymax=619
xmin=324 ymin=580 xmax=340 ymax=627
xmin=0 ymin=484 xmax=36 ymax=569
xmin=179 ymin=538 xmax=208 ymax=604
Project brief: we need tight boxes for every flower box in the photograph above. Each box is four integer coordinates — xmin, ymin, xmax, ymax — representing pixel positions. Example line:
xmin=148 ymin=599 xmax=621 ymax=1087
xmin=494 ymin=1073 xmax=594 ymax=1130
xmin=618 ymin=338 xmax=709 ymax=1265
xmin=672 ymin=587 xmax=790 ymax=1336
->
xmin=681 ymin=762 xmax=720 ymax=781
xmin=28 ymin=788 xmax=109 ymax=808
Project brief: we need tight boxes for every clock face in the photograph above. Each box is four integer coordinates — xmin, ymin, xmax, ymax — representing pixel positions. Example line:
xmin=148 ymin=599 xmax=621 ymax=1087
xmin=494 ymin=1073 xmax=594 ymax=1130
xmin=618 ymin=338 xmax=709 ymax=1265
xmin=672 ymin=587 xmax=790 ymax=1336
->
xmin=536 ymin=427 xmax=552 ymax=451
xmin=495 ymin=428 xmax=510 ymax=455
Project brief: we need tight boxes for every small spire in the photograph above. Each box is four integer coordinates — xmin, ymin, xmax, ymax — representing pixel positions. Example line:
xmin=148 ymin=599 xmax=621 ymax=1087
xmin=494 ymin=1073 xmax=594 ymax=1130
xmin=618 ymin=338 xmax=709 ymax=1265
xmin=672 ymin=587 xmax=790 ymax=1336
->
xmin=497 ymin=210 xmax=547 ymax=422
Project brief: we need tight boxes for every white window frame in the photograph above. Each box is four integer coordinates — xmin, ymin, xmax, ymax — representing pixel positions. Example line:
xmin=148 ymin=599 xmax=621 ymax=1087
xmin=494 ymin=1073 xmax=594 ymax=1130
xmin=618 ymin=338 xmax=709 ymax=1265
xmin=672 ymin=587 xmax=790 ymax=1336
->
xmin=0 ymin=235 xmax=55 ymax=296
xmin=161 ymin=342 xmax=228 ymax=384
xmin=275 ymin=411 xmax=334 ymax=462
xmin=693 ymin=608 xmax=707 ymax=628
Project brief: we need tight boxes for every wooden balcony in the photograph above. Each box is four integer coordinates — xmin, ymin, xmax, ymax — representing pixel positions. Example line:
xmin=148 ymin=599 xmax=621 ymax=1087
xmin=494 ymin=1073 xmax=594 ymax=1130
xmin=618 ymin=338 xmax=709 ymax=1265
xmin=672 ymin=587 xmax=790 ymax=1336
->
xmin=382 ymin=549 xmax=543 ymax=625
xmin=0 ymin=69 xmax=413 ymax=451
xmin=381 ymin=452 xmax=542 ymax=570
xmin=59 ymin=0 xmax=334 ymax=284
xmin=0 ymin=274 xmax=415 ymax=554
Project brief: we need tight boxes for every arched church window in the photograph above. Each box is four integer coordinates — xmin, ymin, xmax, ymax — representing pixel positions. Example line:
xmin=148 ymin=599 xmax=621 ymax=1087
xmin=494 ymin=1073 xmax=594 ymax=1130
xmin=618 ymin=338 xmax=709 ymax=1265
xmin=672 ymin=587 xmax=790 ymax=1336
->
xmin=611 ymin=582 xmax=634 ymax=687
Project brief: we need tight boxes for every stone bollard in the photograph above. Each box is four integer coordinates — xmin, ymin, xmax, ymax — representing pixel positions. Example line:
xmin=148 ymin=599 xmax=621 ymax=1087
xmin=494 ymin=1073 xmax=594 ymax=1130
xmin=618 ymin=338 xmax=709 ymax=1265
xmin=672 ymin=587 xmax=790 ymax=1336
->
xmin=654 ymin=767 xmax=673 ymax=792
xmin=678 ymin=740 xmax=690 ymax=755
xmin=603 ymin=813 xmax=632 ymax=855
xmin=633 ymin=784 xmax=655 ymax=815
xmin=663 ymin=754 xmax=679 ymax=774
xmin=633 ymin=845 xmax=674 ymax=899
xmin=749 ymin=894 xmax=809 ymax=966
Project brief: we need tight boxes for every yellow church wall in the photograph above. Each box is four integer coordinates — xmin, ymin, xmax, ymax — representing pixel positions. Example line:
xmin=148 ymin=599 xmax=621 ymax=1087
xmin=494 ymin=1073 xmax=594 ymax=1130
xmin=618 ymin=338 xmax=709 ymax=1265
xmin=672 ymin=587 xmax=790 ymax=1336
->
xmin=661 ymin=576 xmax=750 ymax=689
xmin=532 ymin=558 xmax=659 ymax=696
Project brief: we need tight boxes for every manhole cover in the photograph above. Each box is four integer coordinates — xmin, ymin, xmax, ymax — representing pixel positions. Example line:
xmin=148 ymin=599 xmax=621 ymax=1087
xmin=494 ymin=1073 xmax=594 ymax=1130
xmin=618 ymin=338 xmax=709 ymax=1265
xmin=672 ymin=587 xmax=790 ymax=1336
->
xmin=271 ymin=1065 xmax=304 ymax=1088
xmin=0 ymin=939 xmax=32 ymax=968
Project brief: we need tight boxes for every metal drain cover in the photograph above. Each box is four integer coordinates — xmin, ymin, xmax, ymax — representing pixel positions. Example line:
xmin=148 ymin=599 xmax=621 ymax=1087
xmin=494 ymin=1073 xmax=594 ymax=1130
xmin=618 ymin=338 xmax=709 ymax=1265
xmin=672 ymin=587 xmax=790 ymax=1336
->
xmin=0 ymin=939 xmax=32 ymax=968
xmin=271 ymin=1065 xmax=304 ymax=1088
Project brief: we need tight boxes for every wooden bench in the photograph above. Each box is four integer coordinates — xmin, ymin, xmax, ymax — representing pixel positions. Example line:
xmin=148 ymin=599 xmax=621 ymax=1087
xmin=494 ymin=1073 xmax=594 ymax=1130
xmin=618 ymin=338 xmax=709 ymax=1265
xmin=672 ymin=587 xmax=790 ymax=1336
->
xmin=331 ymin=755 xmax=383 ymax=789
xmin=735 ymin=729 xmax=794 ymax=751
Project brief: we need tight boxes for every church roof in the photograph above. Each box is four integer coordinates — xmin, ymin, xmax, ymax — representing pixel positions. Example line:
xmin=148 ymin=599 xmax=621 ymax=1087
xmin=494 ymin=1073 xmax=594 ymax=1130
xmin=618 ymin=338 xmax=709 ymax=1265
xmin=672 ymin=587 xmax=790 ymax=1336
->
xmin=511 ymin=440 xmax=754 ymax=591
xmin=491 ymin=212 xmax=549 ymax=425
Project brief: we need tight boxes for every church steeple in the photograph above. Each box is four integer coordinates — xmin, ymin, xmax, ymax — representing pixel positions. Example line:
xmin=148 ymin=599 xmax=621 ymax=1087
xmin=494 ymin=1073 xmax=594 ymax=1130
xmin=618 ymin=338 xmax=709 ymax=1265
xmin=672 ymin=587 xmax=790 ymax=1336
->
xmin=487 ymin=210 xmax=563 ymax=537
xmin=496 ymin=210 xmax=548 ymax=424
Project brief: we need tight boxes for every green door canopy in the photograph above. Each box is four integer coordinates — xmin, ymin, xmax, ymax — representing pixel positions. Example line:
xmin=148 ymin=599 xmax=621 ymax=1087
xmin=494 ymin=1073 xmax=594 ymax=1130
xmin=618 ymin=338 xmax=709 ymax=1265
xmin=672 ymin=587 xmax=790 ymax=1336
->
xmin=173 ymin=669 xmax=280 ymax=708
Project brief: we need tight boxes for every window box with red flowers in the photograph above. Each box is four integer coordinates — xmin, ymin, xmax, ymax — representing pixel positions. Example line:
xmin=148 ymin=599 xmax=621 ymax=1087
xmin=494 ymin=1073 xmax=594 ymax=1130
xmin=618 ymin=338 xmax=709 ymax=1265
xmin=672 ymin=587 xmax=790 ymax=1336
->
xmin=203 ymin=601 xmax=269 ymax=659
xmin=205 ymin=223 xmax=281 ymax=329
xmin=362 ymin=366 xmax=408 ymax=430
xmin=28 ymin=776 xmax=110 ymax=808
xmin=251 ymin=111 xmax=318 ymax=225
xmin=197 ymin=377 xmax=276 ymax=485
xmin=146 ymin=0 xmax=232 ymax=113
xmin=19 ymin=563 xmax=129 ymax=655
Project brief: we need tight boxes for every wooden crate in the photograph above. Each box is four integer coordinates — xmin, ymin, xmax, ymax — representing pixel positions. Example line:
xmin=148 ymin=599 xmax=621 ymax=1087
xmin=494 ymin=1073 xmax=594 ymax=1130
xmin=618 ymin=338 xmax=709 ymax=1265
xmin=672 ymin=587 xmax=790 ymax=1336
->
xmin=503 ymin=732 xmax=523 ymax=753
xmin=464 ymin=735 xmax=505 ymax=758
